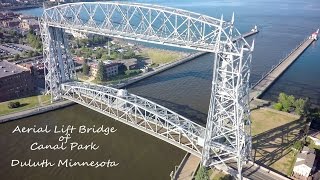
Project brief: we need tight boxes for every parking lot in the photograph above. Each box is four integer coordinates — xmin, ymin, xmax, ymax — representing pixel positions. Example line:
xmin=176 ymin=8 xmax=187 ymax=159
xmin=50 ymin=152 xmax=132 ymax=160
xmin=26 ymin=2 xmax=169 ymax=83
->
xmin=0 ymin=43 xmax=35 ymax=57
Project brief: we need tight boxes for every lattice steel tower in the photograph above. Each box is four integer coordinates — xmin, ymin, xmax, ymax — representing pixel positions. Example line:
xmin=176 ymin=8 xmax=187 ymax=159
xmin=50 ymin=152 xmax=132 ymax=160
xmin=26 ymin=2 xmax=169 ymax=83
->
xmin=201 ymin=15 xmax=254 ymax=179
xmin=39 ymin=21 xmax=76 ymax=101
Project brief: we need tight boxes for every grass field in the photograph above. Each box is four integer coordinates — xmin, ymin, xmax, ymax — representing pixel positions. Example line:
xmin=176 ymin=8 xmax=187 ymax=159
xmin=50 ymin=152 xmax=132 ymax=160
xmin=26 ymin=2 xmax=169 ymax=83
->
xmin=251 ymin=109 xmax=299 ymax=136
xmin=209 ymin=168 xmax=232 ymax=180
xmin=141 ymin=48 xmax=185 ymax=65
xmin=250 ymin=108 xmax=304 ymax=176
xmin=0 ymin=95 xmax=51 ymax=116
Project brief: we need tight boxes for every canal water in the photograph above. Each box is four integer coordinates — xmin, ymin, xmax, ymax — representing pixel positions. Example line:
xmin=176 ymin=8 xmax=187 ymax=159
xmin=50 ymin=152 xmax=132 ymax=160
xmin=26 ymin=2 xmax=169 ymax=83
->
xmin=0 ymin=105 xmax=185 ymax=180
xmin=1 ymin=0 xmax=320 ymax=179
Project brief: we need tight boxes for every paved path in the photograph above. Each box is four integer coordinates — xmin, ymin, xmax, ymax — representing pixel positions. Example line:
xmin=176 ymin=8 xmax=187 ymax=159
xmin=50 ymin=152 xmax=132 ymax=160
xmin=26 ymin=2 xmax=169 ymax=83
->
xmin=250 ymin=37 xmax=315 ymax=100
xmin=176 ymin=154 xmax=200 ymax=180
xmin=37 ymin=95 xmax=43 ymax=106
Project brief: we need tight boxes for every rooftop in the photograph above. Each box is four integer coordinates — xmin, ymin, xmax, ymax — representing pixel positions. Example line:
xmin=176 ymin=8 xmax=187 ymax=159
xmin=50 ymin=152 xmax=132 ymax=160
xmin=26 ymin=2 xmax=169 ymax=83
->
xmin=22 ymin=19 xmax=39 ymax=25
xmin=0 ymin=60 xmax=28 ymax=78
xmin=295 ymin=146 xmax=316 ymax=168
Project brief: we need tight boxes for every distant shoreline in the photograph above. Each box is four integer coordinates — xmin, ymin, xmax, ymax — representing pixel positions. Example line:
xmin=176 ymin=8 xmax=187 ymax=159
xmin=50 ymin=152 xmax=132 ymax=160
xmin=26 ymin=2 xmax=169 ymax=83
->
xmin=0 ymin=5 xmax=41 ymax=11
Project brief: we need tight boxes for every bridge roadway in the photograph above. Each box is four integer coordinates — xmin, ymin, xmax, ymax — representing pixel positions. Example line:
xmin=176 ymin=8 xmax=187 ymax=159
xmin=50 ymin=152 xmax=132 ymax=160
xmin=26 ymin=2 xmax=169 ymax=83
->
xmin=250 ymin=36 xmax=315 ymax=100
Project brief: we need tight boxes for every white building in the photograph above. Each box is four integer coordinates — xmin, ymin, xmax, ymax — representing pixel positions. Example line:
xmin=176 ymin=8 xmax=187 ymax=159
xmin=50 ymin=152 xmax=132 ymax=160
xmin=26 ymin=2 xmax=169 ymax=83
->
xmin=293 ymin=146 xmax=316 ymax=180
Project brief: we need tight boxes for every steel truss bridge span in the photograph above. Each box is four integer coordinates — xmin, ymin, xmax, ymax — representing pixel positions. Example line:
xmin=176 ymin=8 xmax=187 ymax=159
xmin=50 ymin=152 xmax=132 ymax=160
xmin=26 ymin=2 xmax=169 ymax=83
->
xmin=41 ymin=2 xmax=255 ymax=179
xmin=41 ymin=1 xmax=246 ymax=52
xmin=61 ymin=82 xmax=205 ymax=156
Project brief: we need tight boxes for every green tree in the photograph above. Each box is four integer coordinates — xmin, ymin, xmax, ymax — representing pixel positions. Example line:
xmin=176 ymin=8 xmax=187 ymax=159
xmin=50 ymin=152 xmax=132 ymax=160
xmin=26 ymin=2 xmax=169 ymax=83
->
xmin=8 ymin=101 xmax=21 ymax=109
xmin=14 ymin=54 xmax=20 ymax=61
xmin=26 ymin=31 xmax=42 ymax=50
xmin=288 ymin=95 xmax=296 ymax=107
xmin=19 ymin=38 xmax=24 ymax=44
xmin=110 ymin=52 xmax=118 ymax=60
xmin=101 ymin=54 xmax=108 ymax=60
xmin=292 ymin=141 xmax=303 ymax=151
xmin=278 ymin=93 xmax=293 ymax=112
xmin=195 ymin=166 xmax=209 ymax=180
xmin=123 ymin=50 xmax=135 ymax=59
xmin=96 ymin=50 xmax=103 ymax=59
xmin=125 ymin=69 xmax=142 ymax=76
xmin=27 ymin=51 xmax=34 ymax=58
xmin=273 ymin=102 xmax=283 ymax=111
xmin=295 ymin=98 xmax=306 ymax=115
xmin=95 ymin=60 xmax=105 ymax=81
xmin=82 ymin=61 xmax=90 ymax=76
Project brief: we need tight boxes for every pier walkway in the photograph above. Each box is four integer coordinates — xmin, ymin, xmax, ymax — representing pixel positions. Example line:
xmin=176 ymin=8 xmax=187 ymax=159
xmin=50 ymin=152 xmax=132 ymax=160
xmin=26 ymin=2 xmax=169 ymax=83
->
xmin=173 ymin=153 xmax=200 ymax=180
xmin=250 ymin=36 xmax=316 ymax=100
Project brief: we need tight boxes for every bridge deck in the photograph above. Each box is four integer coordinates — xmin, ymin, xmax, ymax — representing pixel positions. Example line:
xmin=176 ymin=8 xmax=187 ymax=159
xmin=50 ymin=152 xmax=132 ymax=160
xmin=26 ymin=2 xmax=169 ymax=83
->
xmin=250 ymin=37 xmax=315 ymax=100
xmin=61 ymin=82 xmax=204 ymax=157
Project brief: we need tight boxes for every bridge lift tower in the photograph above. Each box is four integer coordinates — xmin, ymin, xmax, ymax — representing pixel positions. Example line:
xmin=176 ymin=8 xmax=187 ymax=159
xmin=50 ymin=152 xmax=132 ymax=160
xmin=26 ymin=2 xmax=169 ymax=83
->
xmin=39 ymin=2 xmax=254 ymax=179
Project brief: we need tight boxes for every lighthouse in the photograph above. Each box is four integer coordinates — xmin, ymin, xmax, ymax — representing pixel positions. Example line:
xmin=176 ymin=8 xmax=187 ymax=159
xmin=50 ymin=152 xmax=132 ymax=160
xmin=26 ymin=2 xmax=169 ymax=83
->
xmin=311 ymin=29 xmax=319 ymax=40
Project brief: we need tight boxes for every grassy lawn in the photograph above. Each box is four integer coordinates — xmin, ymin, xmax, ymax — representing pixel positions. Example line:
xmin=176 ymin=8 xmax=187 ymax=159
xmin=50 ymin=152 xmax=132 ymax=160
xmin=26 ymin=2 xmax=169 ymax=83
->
xmin=251 ymin=109 xmax=299 ymax=136
xmin=250 ymin=108 xmax=304 ymax=176
xmin=77 ymin=73 xmax=90 ymax=81
xmin=0 ymin=95 xmax=51 ymax=116
xmin=209 ymin=168 xmax=232 ymax=180
xmin=141 ymin=48 xmax=184 ymax=65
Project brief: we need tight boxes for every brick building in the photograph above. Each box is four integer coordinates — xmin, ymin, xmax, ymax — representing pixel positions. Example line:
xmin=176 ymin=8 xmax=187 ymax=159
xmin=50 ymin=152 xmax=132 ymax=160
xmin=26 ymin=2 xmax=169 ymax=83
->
xmin=2 ymin=18 xmax=20 ymax=28
xmin=90 ymin=61 xmax=119 ymax=79
xmin=116 ymin=58 xmax=138 ymax=70
xmin=0 ymin=61 xmax=35 ymax=102
xmin=19 ymin=19 xmax=39 ymax=31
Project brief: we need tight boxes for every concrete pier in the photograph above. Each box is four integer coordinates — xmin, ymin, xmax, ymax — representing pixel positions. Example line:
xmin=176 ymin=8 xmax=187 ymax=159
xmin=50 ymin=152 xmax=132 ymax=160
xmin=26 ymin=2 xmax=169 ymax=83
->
xmin=250 ymin=36 xmax=316 ymax=100
xmin=233 ymin=28 xmax=259 ymax=42
xmin=171 ymin=153 xmax=200 ymax=180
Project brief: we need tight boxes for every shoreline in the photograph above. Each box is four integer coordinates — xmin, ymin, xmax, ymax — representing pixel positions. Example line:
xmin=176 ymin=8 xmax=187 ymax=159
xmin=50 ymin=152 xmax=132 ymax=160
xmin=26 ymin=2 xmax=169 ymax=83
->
xmin=0 ymin=52 xmax=208 ymax=123
xmin=116 ymin=51 xmax=208 ymax=88
xmin=0 ymin=5 xmax=41 ymax=11
xmin=0 ymin=100 xmax=75 ymax=123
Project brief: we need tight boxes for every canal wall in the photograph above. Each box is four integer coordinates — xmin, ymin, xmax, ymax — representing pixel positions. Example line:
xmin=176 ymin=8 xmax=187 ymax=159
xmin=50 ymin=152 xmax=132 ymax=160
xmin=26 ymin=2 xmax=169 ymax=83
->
xmin=115 ymin=52 xmax=209 ymax=89
xmin=250 ymin=36 xmax=316 ymax=100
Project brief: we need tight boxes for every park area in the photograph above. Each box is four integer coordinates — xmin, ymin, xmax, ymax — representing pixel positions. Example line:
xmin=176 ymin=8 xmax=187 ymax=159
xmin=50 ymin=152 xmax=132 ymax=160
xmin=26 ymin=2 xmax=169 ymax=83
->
xmin=140 ymin=48 xmax=186 ymax=67
xmin=0 ymin=95 xmax=50 ymax=116
xmin=251 ymin=108 xmax=304 ymax=176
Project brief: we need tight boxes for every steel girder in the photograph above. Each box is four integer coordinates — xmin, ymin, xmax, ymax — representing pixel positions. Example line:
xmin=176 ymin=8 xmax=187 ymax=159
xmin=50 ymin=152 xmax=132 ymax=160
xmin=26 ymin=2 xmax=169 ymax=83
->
xmin=61 ymin=82 xmax=205 ymax=157
xmin=40 ymin=2 xmax=255 ymax=178
xmin=41 ymin=2 xmax=242 ymax=53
